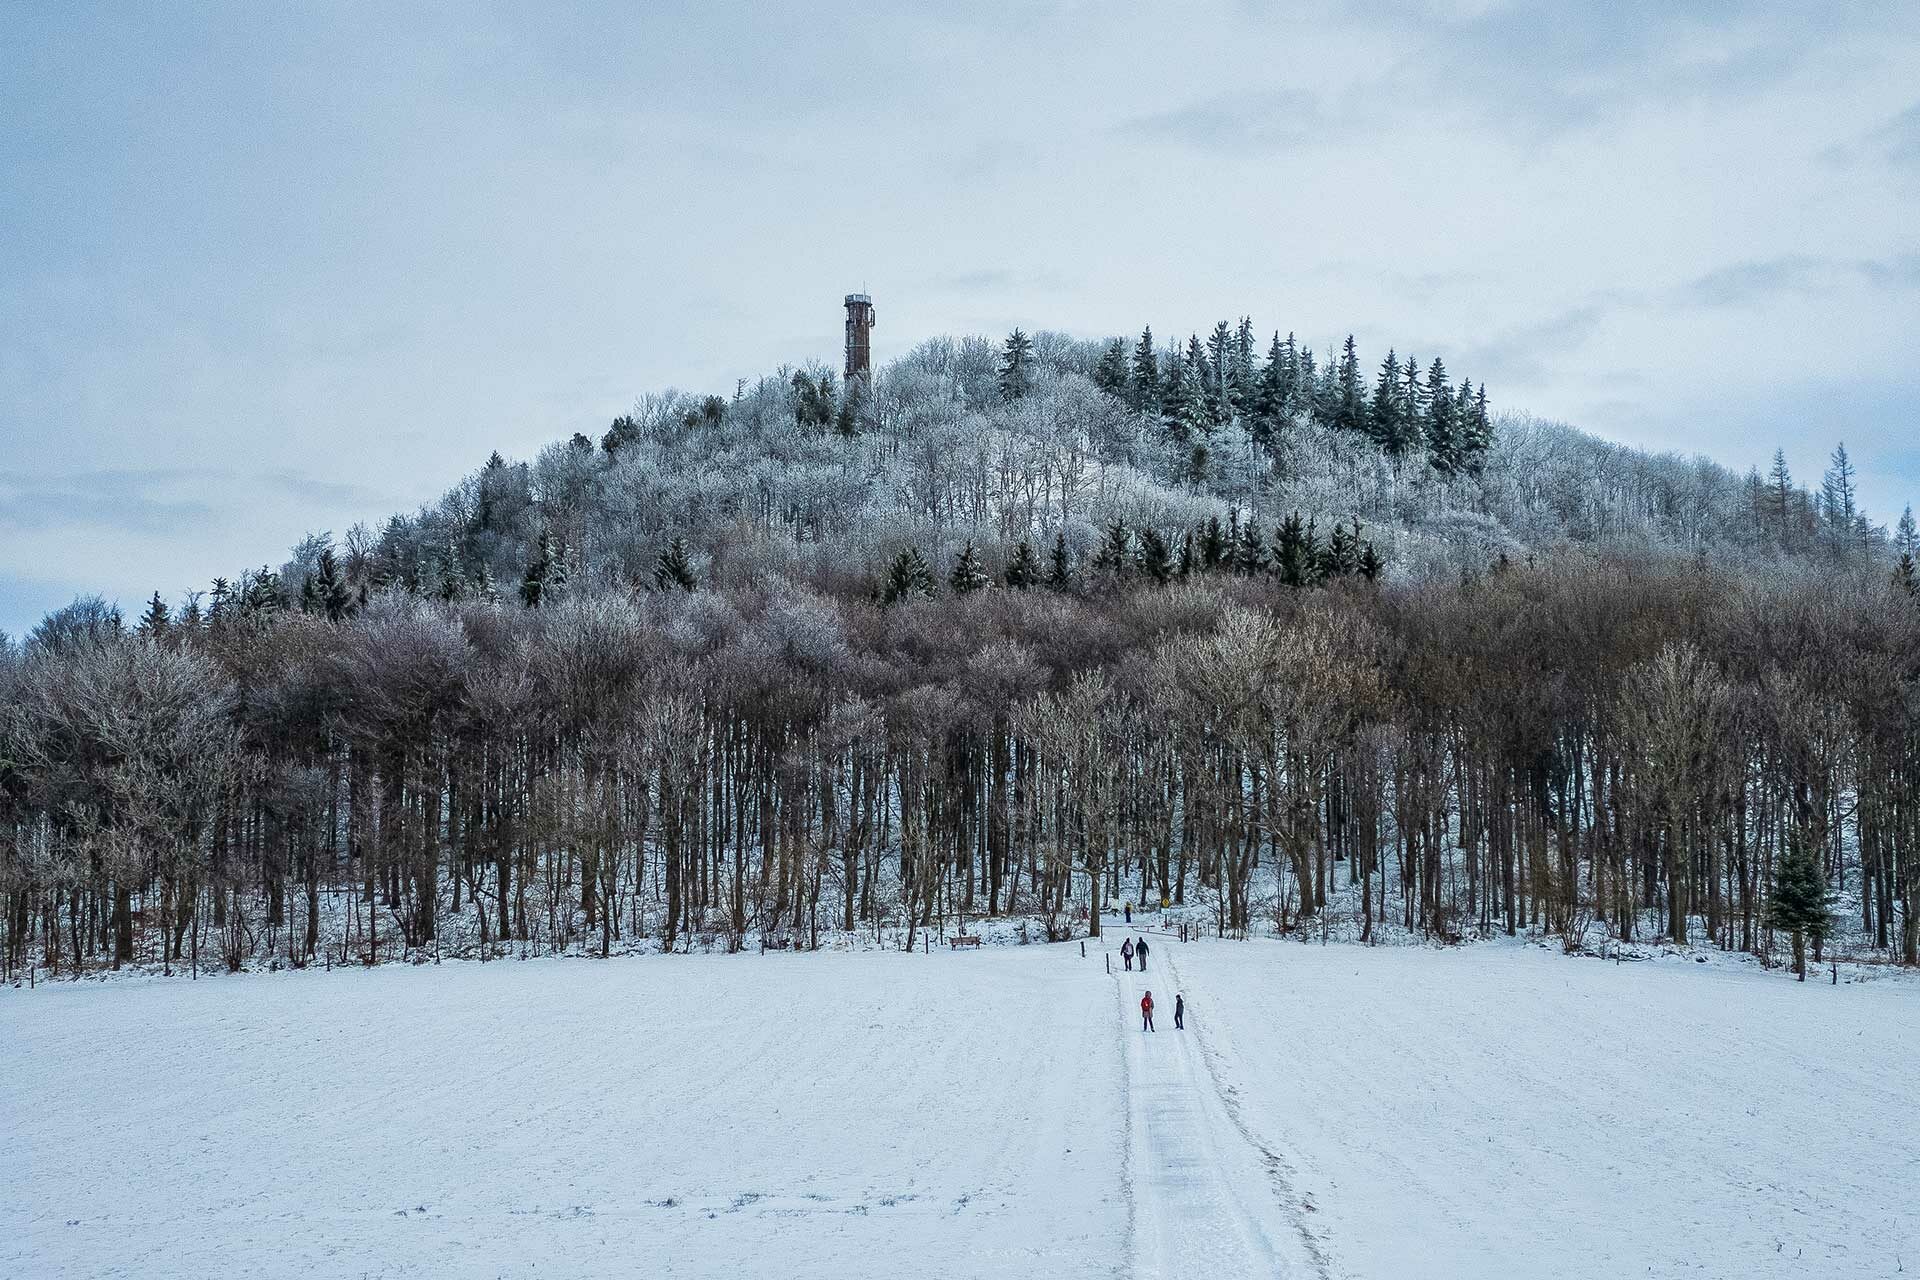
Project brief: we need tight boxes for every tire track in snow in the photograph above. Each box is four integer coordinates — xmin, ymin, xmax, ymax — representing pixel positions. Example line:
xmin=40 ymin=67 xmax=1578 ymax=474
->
xmin=1115 ymin=942 xmax=1324 ymax=1278
xmin=1161 ymin=944 xmax=1333 ymax=1278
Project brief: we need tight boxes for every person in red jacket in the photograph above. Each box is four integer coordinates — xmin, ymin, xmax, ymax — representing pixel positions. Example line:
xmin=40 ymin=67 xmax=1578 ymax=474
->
xmin=1140 ymin=990 xmax=1155 ymax=1031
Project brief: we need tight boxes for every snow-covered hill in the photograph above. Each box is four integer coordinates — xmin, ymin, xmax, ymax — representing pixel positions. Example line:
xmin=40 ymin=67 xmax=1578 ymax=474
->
xmin=9 ymin=935 xmax=1916 ymax=1278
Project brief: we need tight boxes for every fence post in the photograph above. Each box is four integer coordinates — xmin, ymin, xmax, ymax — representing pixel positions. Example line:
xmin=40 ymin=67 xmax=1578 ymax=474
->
xmin=1080 ymin=940 xmax=1085 ymax=958
xmin=1106 ymin=953 xmax=1110 ymax=975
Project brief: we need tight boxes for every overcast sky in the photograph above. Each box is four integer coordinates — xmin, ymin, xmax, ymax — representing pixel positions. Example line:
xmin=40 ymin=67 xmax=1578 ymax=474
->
xmin=3 ymin=1 xmax=1917 ymax=636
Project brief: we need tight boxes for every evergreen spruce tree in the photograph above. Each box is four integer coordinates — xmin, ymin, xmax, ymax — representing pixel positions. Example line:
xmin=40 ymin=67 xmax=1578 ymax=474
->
xmin=998 ymin=329 xmax=1035 ymax=402
xmin=949 ymin=541 xmax=991 ymax=594
xmin=136 ymin=591 xmax=171 ymax=638
xmin=1175 ymin=359 xmax=1212 ymax=441
xmin=1229 ymin=316 xmax=1257 ymax=414
xmin=1093 ymin=519 xmax=1135 ymax=577
xmin=1093 ymin=340 xmax=1129 ymax=400
xmin=1176 ymin=530 xmax=1196 ymax=580
xmin=881 ymin=547 xmax=938 ymax=605
xmin=1249 ymin=332 xmax=1288 ymax=446
xmin=1400 ymin=353 xmax=1426 ymax=431
xmin=1893 ymin=551 xmax=1918 ymax=596
xmin=1129 ymin=327 xmax=1161 ymax=413
xmin=544 ymin=540 xmax=571 ymax=601
xmin=521 ymin=530 xmax=558 ymax=607
xmin=1766 ymin=835 xmax=1831 ymax=981
xmin=654 ymin=536 xmax=697 ymax=591
xmin=1004 ymin=539 xmax=1041 ymax=589
xmin=1139 ymin=527 xmax=1174 ymax=584
xmin=1299 ymin=518 xmax=1323 ymax=586
xmin=1160 ymin=348 xmax=1192 ymax=444
xmin=1182 ymin=334 xmax=1224 ymax=431
xmin=1369 ymin=350 xmax=1405 ymax=453
xmin=1233 ymin=515 xmax=1266 ymax=575
xmin=791 ymin=369 xmax=837 ymax=428
xmin=1321 ymin=521 xmax=1359 ymax=579
xmin=1204 ymin=322 xmax=1234 ymax=425
xmin=470 ymin=564 xmax=500 ymax=605
xmin=1425 ymin=358 xmax=1459 ymax=473
xmin=1464 ymin=384 xmax=1493 ymax=467
xmin=835 ymin=374 xmax=868 ymax=437
xmin=1311 ymin=348 xmax=1340 ymax=426
xmin=1357 ymin=540 xmax=1385 ymax=582
xmin=1199 ymin=516 xmax=1227 ymax=572
xmin=1045 ymin=531 xmax=1074 ymax=591
xmin=313 ymin=547 xmax=352 ymax=622
xmin=1896 ymin=505 xmax=1918 ymax=557
xmin=1184 ymin=442 xmax=1212 ymax=490
xmin=242 ymin=566 xmax=284 ymax=619
xmin=1204 ymin=322 xmax=1232 ymax=394
xmin=437 ymin=552 xmax=463 ymax=603
xmin=1273 ymin=512 xmax=1308 ymax=588
xmin=1334 ymin=335 xmax=1366 ymax=435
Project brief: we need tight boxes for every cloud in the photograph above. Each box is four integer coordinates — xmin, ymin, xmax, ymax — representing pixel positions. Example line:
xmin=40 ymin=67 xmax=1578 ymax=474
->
xmin=1457 ymin=303 xmax=1614 ymax=385
xmin=1116 ymin=89 xmax=1332 ymax=154
xmin=0 ymin=468 xmax=212 ymax=535
xmin=260 ymin=469 xmax=398 ymax=510
xmin=0 ymin=467 xmax=397 ymax=536
xmin=1873 ymin=103 xmax=1920 ymax=167
xmin=1826 ymin=101 xmax=1920 ymax=169
xmin=1672 ymin=255 xmax=1920 ymax=308
xmin=1341 ymin=0 xmax=1870 ymax=145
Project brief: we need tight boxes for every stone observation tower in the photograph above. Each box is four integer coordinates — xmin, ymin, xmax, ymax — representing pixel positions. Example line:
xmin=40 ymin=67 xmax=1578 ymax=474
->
xmin=844 ymin=293 xmax=875 ymax=381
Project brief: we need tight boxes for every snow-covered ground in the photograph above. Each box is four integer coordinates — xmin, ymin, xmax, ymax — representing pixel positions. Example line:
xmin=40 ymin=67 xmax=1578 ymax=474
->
xmin=9 ymin=933 xmax=1918 ymax=1278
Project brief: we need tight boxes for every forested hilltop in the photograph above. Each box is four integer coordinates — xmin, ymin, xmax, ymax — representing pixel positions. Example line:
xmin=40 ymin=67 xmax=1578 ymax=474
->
xmin=4 ymin=318 xmax=1919 ymax=983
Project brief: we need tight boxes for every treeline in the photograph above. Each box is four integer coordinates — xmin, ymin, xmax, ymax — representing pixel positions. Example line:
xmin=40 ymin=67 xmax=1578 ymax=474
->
xmin=4 ymin=552 xmax=1917 ymax=981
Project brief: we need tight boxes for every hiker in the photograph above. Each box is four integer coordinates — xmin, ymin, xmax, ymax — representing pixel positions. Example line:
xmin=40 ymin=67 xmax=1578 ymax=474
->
xmin=1141 ymin=990 xmax=1155 ymax=1032
xmin=1121 ymin=937 xmax=1134 ymax=971
xmin=1174 ymin=993 xmax=1185 ymax=1030
xmin=1124 ymin=903 xmax=1132 ymax=925
xmin=1135 ymin=936 xmax=1149 ymax=972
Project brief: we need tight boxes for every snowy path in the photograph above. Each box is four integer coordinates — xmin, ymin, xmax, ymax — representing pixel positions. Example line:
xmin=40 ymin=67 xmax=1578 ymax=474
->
xmin=1113 ymin=935 xmax=1324 ymax=1279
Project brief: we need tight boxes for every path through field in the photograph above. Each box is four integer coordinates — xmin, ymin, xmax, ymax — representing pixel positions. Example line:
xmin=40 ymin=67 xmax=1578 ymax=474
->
xmin=1115 ymin=942 xmax=1325 ymax=1277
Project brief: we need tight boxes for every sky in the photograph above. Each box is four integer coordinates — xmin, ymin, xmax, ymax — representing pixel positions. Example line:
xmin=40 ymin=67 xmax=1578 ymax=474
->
xmin=3 ymin=0 xmax=1917 ymax=637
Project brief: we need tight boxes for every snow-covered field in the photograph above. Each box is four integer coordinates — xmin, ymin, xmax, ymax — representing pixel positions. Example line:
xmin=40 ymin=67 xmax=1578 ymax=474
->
xmin=8 ymin=935 xmax=1918 ymax=1279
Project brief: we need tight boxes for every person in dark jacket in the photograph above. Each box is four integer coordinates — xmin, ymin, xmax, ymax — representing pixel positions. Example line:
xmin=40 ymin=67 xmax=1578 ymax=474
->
xmin=1121 ymin=937 xmax=1134 ymax=971
xmin=1124 ymin=903 xmax=1132 ymax=924
xmin=1134 ymin=937 xmax=1149 ymax=972
xmin=1174 ymin=993 xmax=1185 ymax=1030
xmin=1141 ymin=990 xmax=1155 ymax=1031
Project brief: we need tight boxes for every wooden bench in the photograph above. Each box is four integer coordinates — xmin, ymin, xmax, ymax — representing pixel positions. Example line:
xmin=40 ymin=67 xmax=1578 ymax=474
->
xmin=949 ymin=934 xmax=982 ymax=949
